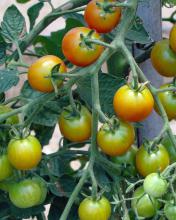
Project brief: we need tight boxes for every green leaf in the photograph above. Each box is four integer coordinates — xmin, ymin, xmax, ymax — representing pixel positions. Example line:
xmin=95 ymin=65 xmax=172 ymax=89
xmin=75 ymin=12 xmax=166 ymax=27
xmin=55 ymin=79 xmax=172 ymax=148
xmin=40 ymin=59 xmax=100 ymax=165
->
xmin=0 ymin=35 xmax=7 ymax=65
xmin=31 ymin=124 xmax=55 ymax=146
xmin=0 ymin=5 xmax=25 ymax=42
xmin=76 ymin=73 xmax=125 ymax=117
xmin=28 ymin=2 xmax=44 ymax=30
xmin=0 ymin=69 xmax=19 ymax=93
xmin=126 ymin=16 xmax=152 ymax=44
xmin=63 ymin=13 xmax=85 ymax=25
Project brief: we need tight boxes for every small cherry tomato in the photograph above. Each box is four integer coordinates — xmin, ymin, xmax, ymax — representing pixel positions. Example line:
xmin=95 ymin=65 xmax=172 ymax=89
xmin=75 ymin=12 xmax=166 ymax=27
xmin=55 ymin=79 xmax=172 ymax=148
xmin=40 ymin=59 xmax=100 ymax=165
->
xmin=97 ymin=120 xmax=135 ymax=156
xmin=62 ymin=27 xmax=104 ymax=67
xmin=9 ymin=179 xmax=42 ymax=208
xmin=151 ymin=39 xmax=176 ymax=77
xmin=0 ymin=105 xmax=19 ymax=124
xmin=143 ymin=173 xmax=168 ymax=198
xmin=78 ymin=196 xmax=111 ymax=220
xmin=0 ymin=154 xmax=13 ymax=181
xmin=111 ymin=145 xmax=137 ymax=175
xmin=164 ymin=201 xmax=176 ymax=220
xmin=136 ymin=144 xmax=170 ymax=177
xmin=59 ymin=105 xmax=92 ymax=142
xmin=28 ymin=55 xmax=67 ymax=93
xmin=113 ymin=84 xmax=154 ymax=122
xmin=84 ymin=0 xmax=121 ymax=33
xmin=170 ymin=25 xmax=176 ymax=53
xmin=157 ymin=83 xmax=176 ymax=120
xmin=132 ymin=186 xmax=159 ymax=218
xmin=7 ymin=135 xmax=42 ymax=170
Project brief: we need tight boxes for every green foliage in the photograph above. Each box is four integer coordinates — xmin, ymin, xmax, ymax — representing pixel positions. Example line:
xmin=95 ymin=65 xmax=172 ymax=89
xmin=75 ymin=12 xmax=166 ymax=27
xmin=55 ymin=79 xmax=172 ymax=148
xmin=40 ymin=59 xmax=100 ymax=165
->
xmin=0 ymin=5 xmax=25 ymax=42
xmin=76 ymin=73 xmax=125 ymax=117
xmin=0 ymin=69 xmax=19 ymax=93
xmin=28 ymin=3 xmax=44 ymax=30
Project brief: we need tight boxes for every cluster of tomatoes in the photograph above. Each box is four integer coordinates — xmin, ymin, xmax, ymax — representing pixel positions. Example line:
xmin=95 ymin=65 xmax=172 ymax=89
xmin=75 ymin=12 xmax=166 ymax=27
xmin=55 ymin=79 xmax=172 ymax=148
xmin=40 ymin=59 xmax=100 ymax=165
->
xmin=0 ymin=106 xmax=47 ymax=209
xmin=1 ymin=0 xmax=176 ymax=219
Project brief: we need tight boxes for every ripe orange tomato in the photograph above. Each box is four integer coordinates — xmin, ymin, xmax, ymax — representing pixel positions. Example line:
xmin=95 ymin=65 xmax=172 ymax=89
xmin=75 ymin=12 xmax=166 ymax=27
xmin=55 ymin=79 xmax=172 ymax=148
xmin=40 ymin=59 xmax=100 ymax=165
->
xmin=97 ymin=120 xmax=135 ymax=156
xmin=136 ymin=144 xmax=170 ymax=177
xmin=62 ymin=27 xmax=104 ymax=67
xmin=59 ymin=105 xmax=92 ymax=142
xmin=84 ymin=0 xmax=121 ymax=33
xmin=170 ymin=25 xmax=176 ymax=53
xmin=28 ymin=55 xmax=66 ymax=93
xmin=113 ymin=84 xmax=154 ymax=122
xmin=151 ymin=40 xmax=176 ymax=77
xmin=7 ymin=135 xmax=42 ymax=170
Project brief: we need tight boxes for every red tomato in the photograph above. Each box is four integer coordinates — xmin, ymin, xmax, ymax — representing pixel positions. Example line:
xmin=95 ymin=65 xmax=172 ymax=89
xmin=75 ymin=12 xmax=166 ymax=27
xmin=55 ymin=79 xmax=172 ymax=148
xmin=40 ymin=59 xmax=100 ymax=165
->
xmin=84 ymin=0 xmax=121 ymax=33
xmin=113 ymin=84 xmax=154 ymax=122
xmin=28 ymin=55 xmax=67 ymax=92
xmin=62 ymin=27 xmax=104 ymax=67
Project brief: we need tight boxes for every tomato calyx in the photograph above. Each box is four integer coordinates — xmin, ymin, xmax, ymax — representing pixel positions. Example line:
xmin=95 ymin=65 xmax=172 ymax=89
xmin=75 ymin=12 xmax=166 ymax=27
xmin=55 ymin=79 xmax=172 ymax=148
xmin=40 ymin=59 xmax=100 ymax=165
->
xmin=9 ymin=126 xmax=30 ymax=140
xmin=79 ymin=30 xmax=101 ymax=50
xmin=96 ymin=1 xmax=117 ymax=15
xmin=63 ymin=103 xmax=82 ymax=119
xmin=102 ymin=116 xmax=120 ymax=133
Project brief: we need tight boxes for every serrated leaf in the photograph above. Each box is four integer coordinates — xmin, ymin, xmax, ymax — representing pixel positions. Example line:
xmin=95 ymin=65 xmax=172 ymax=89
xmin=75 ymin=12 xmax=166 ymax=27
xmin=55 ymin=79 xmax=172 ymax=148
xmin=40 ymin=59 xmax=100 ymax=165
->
xmin=28 ymin=2 xmax=44 ymax=31
xmin=76 ymin=73 xmax=125 ymax=117
xmin=0 ymin=69 xmax=19 ymax=93
xmin=1 ymin=5 xmax=25 ymax=42
xmin=126 ymin=16 xmax=152 ymax=44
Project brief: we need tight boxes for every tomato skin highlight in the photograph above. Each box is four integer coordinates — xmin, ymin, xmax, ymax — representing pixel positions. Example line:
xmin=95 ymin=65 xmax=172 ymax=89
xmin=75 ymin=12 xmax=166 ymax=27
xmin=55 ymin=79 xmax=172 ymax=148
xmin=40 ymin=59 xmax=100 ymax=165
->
xmin=7 ymin=135 xmax=42 ymax=170
xmin=132 ymin=186 xmax=159 ymax=218
xmin=136 ymin=144 xmax=170 ymax=177
xmin=143 ymin=173 xmax=168 ymax=198
xmin=84 ymin=0 xmax=121 ymax=33
xmin=97 ymin=120 xmax=135 ymax=156
xmin=157 ymin=83 xmax=176 ymax=120
xmin=0 ymin=155 xmax=13 ymax=181
xmin=170 ymin=25 xmax=176 ymax=53
xmin=28 ymin=55 xmax=66 ymax=93
xmin=9 ymin=179 xmax=42 ymax=208
xmin=59 ymin=105 xmax=92 ymax=142
xmin=151 ymin=39 xmax=176 ymax=77
xmin=62 ymin=27 xmax=104 ymax=67
xmin=78 ymin=196 xmax=111 ymax=220
xmin=113 ymin=85 xmax=154 ymax=122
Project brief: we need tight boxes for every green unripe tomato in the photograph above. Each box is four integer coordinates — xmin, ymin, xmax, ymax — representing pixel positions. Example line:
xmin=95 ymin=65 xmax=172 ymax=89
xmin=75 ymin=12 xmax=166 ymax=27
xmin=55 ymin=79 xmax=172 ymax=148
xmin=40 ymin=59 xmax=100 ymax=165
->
xmin=9 ymin=179 xmax=42 ymax=208
xmin=164 ymin=201 xmax=176 ymax=220
xmin=0 ymin=154 xmax=13 ymax=181
xmin=132 ymin=186 xmax=159 ymax=218
xmin=0 ymin=105 xmax=19 ymax=124
xmin=143 ymin=173 xmax=168 ymax=198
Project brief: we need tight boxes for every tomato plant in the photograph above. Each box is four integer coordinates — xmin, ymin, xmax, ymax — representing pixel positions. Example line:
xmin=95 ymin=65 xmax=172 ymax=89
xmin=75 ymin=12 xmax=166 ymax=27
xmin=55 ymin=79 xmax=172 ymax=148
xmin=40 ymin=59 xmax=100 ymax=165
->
xmin=62 ymin=27 xmax=104 ymax=67
xmin=28 ymin=55 xmax=67 ymax=93
xmin=132 ymin=186 xmax=159 ymax=218
xmin=9 ymin=179 xmax=42 ymax=208
xmin=151 ymin=40 xmax=176 ymax=77
xmin=78 ymin=196 xmax=111 ymax=220
xmin=59 ymin=105 xmax=92 ymax=142
xmin=7 ymin=135 xmax=42 ymax=170
xmin=84 ymin=0 xmax=121 ymax=33
xmin=0 ymin=0 xmax=176 ymax=219
xmin=97 ymin=120 xmax=135 ymax=156
xmin=136 ymin=144 xmax=170 ymax=177
xmin=113 ymin=84 xmax=154 ymax=122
